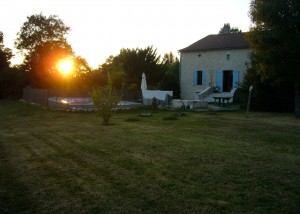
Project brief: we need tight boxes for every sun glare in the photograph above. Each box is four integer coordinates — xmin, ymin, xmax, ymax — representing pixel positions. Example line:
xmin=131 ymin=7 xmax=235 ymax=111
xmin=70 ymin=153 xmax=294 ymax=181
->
xmin=57 ymin=58 xmax=74 ymax=76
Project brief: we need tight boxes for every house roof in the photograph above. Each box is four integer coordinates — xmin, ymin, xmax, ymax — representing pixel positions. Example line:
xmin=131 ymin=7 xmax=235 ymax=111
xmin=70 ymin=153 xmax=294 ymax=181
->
xmin=179 ymin=33 xmax=249 ymax=52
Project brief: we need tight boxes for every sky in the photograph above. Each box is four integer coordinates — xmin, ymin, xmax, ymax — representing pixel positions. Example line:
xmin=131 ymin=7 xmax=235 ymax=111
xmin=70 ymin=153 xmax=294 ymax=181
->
xmin=1 ymin=0 xmax=252 ymax=68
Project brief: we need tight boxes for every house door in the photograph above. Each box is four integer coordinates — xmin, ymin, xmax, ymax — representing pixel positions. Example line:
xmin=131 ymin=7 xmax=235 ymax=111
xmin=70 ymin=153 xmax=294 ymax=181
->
xmin=223 ymin=70 xmax=233 ymax=92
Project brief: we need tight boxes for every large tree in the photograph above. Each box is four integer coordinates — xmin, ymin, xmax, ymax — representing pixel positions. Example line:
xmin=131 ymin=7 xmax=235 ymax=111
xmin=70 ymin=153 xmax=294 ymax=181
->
xmin=15 ymin=14 xmax=73 ymax=88
xmin=98 ymin=56 xmax=126 ymax=89
xmin=24 ymin=40 xmax=74 ymax=88
xmin=246 ymin=0 xmax=300 ymax=116
xmin=0 ymin=32 xmax=26 ymax=98
xmin=106 ymin=46 xmax=164 ymax=89
xmin=15 ymin=14 xmax=70 ymax=54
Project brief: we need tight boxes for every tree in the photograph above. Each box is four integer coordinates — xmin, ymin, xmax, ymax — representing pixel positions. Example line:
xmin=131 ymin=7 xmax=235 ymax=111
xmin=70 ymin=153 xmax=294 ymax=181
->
xmin=99 ymin=56 xmax=126 ymax=89
xmin=0 ymin=66 xmax=27 ymax=99
xmin=0 ymin=32 xmax=13 ymax=70
xmin=219 ymin=23 xmax=242 ymax=34
xmin=73 ymin=56 xmax=92 ymax=77
xmin=101 ymin=46 xmax=164 ymax=89
xmin=160 ymin=52 xmax=180 ymax=98
xmin=66 ymin=56 xmax=104 ymax=96
xmin=15 ymin=13 xmax=70 ymax=54
xmin=24 ymin=40 xmax=74 ymax=88
xmin=246 ymin=0 xmax=300 ymax=116
xmin=84 ymin=68 xmax=106 ymax=90
xmin=0 ymin=32 xmax=26 ymax=99
xmin=15 ymin=14 xmax=73 ymax=88
xmin=90 ymin=73 xmax=121 ymax=125
xmin=240 ymin=59 xmax=294 ymax=112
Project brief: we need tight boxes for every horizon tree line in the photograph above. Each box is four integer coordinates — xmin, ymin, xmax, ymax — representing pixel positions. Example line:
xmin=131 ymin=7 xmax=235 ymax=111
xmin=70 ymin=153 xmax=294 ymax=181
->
xmin=0 ymin=13 xmax=180 ymax=98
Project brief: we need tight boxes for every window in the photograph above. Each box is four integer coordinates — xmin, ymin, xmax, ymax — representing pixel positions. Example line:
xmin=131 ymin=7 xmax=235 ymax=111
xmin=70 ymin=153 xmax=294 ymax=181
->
xmin=226 ymin=53 xmax=230 ymax=60
xmin=197 ymin=71 xmax=203 ymax=85
xmin=193 ymin=70 xmax=206 ymax=86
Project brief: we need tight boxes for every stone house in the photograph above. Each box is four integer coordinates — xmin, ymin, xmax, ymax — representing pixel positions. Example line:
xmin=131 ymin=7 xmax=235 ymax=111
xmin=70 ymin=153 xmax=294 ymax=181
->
xmin=179 ymin=33 xmax=250 ymax=100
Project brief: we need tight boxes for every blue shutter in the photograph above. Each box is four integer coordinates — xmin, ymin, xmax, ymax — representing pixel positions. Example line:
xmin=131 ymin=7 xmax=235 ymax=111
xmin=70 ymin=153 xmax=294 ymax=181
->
xmin=216 ymin=70 xmax=223 ymax=92
xmin=233 ymin=70 xmax=239 ymax=88
xmin=193 ymin=71 xmax=198 ymax=86
xmin=202 ymin=70 xmax=206 ymax=85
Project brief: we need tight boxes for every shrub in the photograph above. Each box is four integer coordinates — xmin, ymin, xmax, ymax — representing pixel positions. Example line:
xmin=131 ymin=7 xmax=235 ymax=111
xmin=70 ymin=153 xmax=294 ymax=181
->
xmin=90 ymin=74 xmax=121 ymax=125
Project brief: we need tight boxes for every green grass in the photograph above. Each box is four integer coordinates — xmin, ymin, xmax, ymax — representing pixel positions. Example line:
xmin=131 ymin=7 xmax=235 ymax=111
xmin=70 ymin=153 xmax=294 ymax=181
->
xmin=1 ymin=101 xmax=300 ymax=213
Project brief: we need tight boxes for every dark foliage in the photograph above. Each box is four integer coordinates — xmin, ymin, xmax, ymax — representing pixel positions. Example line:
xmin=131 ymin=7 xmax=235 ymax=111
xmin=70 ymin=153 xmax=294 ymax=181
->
xmin=240 ymin=69 xmax=294 ymax=112
xmin=243 ymin=0 xmax=300 ymax=115
xmin=96 ymin=47 xmax=179 ymax=96
xmin=0 ymin=32 xmax=27 ymax=98
xmin=160 ymin=52 xmax=180 ymax=98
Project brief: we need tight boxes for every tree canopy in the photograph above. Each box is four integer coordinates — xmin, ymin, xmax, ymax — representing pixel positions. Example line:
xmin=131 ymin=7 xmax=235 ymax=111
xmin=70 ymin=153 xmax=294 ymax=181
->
xmin=245 ymin=0 xmax=300 ymax=116
xmin=15 ymin=13 xmax=70 ymax=55
xmin=25 ymin=40 xmax=74 ymax=88
xmin=98 ymin=46 xmax=165 ymax=90
xmin=219 ymin=23 xmax=242 ymax=34
xmin=15 ymin=14 xmax=75 ymax=88
xmin=160 ymin=52 xmax=180 ymax=98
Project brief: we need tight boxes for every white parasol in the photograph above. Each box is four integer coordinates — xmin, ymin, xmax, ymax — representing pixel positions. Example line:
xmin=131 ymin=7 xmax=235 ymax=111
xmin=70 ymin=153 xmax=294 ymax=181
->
xmin=141 ymin=72 xmax=147 ymax=90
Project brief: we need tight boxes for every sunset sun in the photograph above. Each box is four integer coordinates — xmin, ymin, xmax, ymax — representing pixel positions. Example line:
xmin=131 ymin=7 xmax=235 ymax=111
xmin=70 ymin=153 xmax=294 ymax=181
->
xmin=57 ymin=58 xmax=74 ymax=76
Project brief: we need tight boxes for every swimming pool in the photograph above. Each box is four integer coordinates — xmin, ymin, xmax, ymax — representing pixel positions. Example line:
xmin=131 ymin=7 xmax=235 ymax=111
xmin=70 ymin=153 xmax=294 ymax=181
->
xmin=48 ymin=97 xmax=142 ymax=110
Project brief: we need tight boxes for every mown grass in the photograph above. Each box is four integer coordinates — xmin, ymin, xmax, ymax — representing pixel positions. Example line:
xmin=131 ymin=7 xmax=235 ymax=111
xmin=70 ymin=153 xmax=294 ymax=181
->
xmin=1 ymin=101 xmax=300 ymax=213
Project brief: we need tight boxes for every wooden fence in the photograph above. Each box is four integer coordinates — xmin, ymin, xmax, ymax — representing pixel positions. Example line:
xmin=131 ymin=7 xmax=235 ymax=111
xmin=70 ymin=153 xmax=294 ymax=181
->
xmin=23 ymin=88 xmax=49 ymax=106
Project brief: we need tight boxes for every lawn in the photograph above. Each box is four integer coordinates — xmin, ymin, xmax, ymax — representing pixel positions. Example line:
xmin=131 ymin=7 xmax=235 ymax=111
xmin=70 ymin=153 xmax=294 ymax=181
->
xmin=1 ymin=101 xmax=300 ymax=213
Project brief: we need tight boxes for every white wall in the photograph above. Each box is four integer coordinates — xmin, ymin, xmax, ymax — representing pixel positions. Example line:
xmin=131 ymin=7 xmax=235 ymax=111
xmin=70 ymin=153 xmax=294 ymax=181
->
xmin=180 ymin=49 xmax=249 ymax=100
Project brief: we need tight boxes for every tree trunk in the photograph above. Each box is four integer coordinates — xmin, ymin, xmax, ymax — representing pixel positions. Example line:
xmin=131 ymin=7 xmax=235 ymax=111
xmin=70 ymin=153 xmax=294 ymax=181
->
xmin=295 ymin=83 xmax=300 ymax=118
xmin=102 ymin=115 xmax=110 ymax=125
